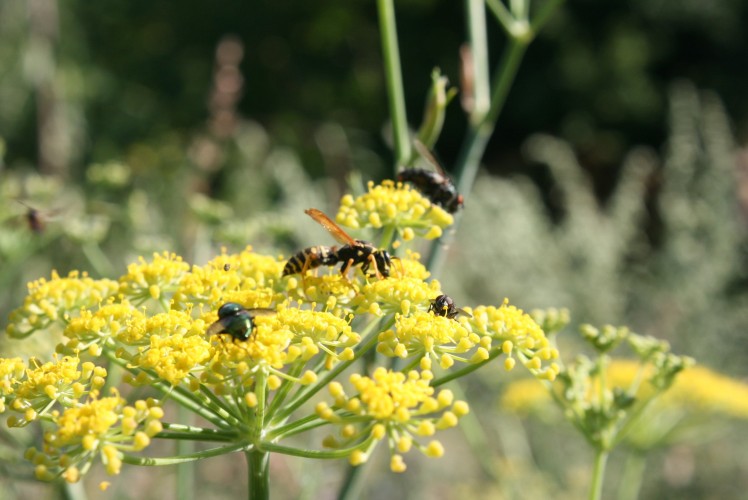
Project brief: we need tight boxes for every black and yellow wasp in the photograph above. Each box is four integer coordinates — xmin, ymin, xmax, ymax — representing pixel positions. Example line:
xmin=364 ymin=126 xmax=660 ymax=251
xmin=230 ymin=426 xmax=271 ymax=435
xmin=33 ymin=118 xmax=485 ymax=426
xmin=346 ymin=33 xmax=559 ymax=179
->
xmin=282 ymin=208 xmax=393 ymax=279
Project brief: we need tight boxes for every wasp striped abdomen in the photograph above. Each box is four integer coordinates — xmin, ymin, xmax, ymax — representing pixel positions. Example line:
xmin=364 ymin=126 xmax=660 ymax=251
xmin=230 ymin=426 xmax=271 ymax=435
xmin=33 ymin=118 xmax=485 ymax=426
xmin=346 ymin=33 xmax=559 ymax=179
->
xmin=282 ymin=246 xmax=338 ymax=277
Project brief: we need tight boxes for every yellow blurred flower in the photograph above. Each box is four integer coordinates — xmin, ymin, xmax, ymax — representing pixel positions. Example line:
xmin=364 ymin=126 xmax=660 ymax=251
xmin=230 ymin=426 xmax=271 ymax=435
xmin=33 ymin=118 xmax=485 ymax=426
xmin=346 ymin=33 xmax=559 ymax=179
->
xmin=336 ymin=181 xmax=453 ymax=240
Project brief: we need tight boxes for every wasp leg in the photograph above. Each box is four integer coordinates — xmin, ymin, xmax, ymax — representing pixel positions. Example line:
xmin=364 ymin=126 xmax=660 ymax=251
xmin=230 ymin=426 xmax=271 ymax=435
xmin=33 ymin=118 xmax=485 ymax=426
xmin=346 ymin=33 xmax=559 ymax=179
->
xmin=366 ymin=254 xmax=384 ymax=280
xmin=339 ymin=258 xmax=356 ymax=281
xmin=390 ymin=257 xmax=405 ymax=278
xmin=298 ymin=254 xmax=316 ymax=294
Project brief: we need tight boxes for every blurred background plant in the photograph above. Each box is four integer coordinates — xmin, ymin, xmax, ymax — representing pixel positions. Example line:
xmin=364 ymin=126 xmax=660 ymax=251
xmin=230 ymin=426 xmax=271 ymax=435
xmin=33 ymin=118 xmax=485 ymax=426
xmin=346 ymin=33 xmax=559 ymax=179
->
xmin=1 ymin=0 xmax=747 ymax=498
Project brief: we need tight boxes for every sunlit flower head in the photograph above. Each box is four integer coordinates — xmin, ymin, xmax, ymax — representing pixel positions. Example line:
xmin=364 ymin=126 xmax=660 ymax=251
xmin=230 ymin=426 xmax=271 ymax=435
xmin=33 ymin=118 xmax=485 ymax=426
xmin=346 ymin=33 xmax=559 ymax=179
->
xmin=131 ymin=325 xmax=212 ymax=386
xmin=4 ymin=356 xmax=107 ymax=427
xmin=204 ymin=307 xmax=358 ymax=382
xmin=318 ymin=368 xmax=468 ymax=471
xmin=286 ymin=273 xmax=360 ymax=310
xmin=215 ymin=246 xmax=287 ymax=290
xmin=395 ymin=251 xmax=431 ymax=280
xmin=378 ymin=312 xmax=480 ymax=369
xmin=336 ymin=181 xmax=453 ymax=240
xmin=63 ymin=303 xmax=147 ymax=353
xmin=173 ymin=247 xmax=287 ymax=310
xmin=32 ymin=391 xmax=163 ymax=482
xmin=118 ymin=252 xmax=190 ymax=303
xmin=354 ymin=277 xmax=441 ymax=317
xmin=0 ymin=357 xmax=26 ymax=412
xmin=468 ymin=300 xmax=558 ymax=379
xmin=6 ymin=271 xmax=119 ymax=338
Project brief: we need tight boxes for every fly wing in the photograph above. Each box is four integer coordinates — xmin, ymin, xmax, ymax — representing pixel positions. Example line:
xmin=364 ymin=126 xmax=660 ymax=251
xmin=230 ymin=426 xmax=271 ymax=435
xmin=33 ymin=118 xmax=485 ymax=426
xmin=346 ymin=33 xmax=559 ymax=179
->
xmin=455 ymin=307 xmax=472 ymax=318
xmin=246 ymin=308 xmax=277 ymax=318
xmin=413 ymin=140 xmax=448 ymax=177
xmin=305 ymin=208 xmax=356 ymax=246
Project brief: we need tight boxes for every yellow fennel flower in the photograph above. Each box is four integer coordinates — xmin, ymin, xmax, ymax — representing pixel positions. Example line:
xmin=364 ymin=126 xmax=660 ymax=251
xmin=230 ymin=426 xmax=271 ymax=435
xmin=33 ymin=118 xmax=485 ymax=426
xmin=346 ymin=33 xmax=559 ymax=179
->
xmin=6 ymin=271 xmax=119 ymax=338
xmin=336 ymin=181 xmax=453 ymax=239
xmin=33 ymin=392 xmax=163 ymax=482
xmin=5 ymin=356 xmax=106 ymax=426
xmin=118 ymin=251 xmax=190 ymax=303
xmin=318 ymin=368 xmax=467 ymax=471
xmin=468 ymin=300 xmax=557 ymax=379
xmin=378 ymin=311 xmax=477 ymax=368
xmin=63 ymin=303 xmax=147 ymax=350
xmin=354 ymin=276 xmax=441 ymax=316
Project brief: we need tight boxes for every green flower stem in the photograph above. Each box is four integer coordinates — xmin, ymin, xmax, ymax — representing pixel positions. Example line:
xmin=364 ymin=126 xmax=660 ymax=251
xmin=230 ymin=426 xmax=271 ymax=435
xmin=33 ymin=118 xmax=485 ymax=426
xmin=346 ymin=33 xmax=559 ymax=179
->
xmin=198 ymin=384 xmax=245 ymax=428
xmin=274 ymin=317 xmax=392 ymax=422
xmin=176 ymin=404 xmax=195 ymax=500
xmin=104 ymin=352 xmax=231 ymax=429
xmin=427 ymin=37 xmax=529 ymax=274
xmin=431 ymin=347 xmax=503 ymax=387
xmin=466 ymin=0 xmax=491 ymax=123
xmin=252 ymin=369 xmax=268 ymax=441
xmin=485 ymin=0 xmax=516 ymax=34
xmin=377 ymin=0 xmax=411 ymax=168
xmin=122 ymin=442 xmax=250 ymax=466
xmin=261 ymin=440 xmax=371 ymax=460
xmin=156 ymin=431 xmax=234 ymax=442
xmin=265 ymin=362 xmax=306 ymax=420
xmin=617 ymin=452 xmax=647 ymax=500
xmin=169 ymin=384 xmax=239 ymax=429
xmin=246 ymin=449 xmax=270 ymax=500
xmin=337 ymin=464 xmax=366 ymax=500
xmin=426 ymin=0 xmax=564 ymax=275
xmin=379 ymin=223 xmax=397 ymax=251
xmin=266 ymin=414 xmax=328 ymax=440
xmin=588 ymin=447 xmax=609 ymax=500
xmin=157 ymin=423 xmax=237 ymax=442
xmin=611 ymin=394 xmax=659 ymax=448
xmin=62 ymin=480 xmax=87 ymax=500
xmin=510 ymin=0 xmax=529 ymax=21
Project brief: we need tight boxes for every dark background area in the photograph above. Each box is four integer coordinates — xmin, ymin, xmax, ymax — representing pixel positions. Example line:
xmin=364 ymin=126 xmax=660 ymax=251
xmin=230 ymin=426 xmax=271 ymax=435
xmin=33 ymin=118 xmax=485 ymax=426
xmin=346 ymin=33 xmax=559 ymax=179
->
xmin=4 ymin=0 xmax=747 ymax=191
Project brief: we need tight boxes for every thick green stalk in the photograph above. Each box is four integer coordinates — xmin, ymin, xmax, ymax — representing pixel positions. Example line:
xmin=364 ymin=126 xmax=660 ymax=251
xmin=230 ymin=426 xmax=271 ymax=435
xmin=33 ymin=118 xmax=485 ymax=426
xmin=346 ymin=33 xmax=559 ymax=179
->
xmin=617 ymin=452 xmax=647 ymax=500
xmin=337 ymin=462 xmax=365 ymax=500
xmin=176 ymin=405 xmax=195 ymax=500
xmin=427 ymin=37 xmax=529 ymax=274
xmin=246 ymin=449 xmax=270 ymax=500
xmin=465 ymin=0 xmax=491 ymax=123
xmin=589 ymin=448 xmax=609 ymax=500
xmin=377 ymin=0 xmax=411 ymax=168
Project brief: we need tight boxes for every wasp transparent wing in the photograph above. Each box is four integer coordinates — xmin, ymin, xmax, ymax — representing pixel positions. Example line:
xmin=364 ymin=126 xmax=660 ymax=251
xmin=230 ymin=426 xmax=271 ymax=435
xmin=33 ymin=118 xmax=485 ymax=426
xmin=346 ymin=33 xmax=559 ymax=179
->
xmin=305 ymin=208 xmax=356 ymax=246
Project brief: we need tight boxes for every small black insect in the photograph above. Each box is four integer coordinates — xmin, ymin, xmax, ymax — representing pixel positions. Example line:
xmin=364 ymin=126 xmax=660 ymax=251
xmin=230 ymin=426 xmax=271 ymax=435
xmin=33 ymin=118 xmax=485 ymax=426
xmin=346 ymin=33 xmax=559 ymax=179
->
xmin=206 ymin=302 xmax=275 ymax=341
xmin=16 ymin=200 xmax=60 ymax=234
xmin=282 ymin=208 xmax=392 ymax=279
xmin=397 ymin=142 xmax=463 ymax=214
xmin=428 ymin=294 xmax=471 ymax=320
xmin=223 ymin=263 xmax=231 ymax=271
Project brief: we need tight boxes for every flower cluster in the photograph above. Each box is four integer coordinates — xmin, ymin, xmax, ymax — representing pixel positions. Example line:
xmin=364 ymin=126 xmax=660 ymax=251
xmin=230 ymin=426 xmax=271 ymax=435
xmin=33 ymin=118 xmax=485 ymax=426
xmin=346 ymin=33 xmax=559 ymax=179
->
xmin=317 ymin=368 xmax=468 ymax=472
xmin=499 ymin=315 xmax=704 ymax=454
xmin=337 ymin=180 xmax=453 ymax=240
xmin=1 ymin=356 xmax=106 ymax=426
xmin=2 ymin=181 xmax=557 ymax=484
xmin=6 ymin=271 xmax=119 ymax=338
xmin=500 ymin=359 xmax=748 ymax=445
xmin=29 ymin=392 xmax=164 ymax=484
